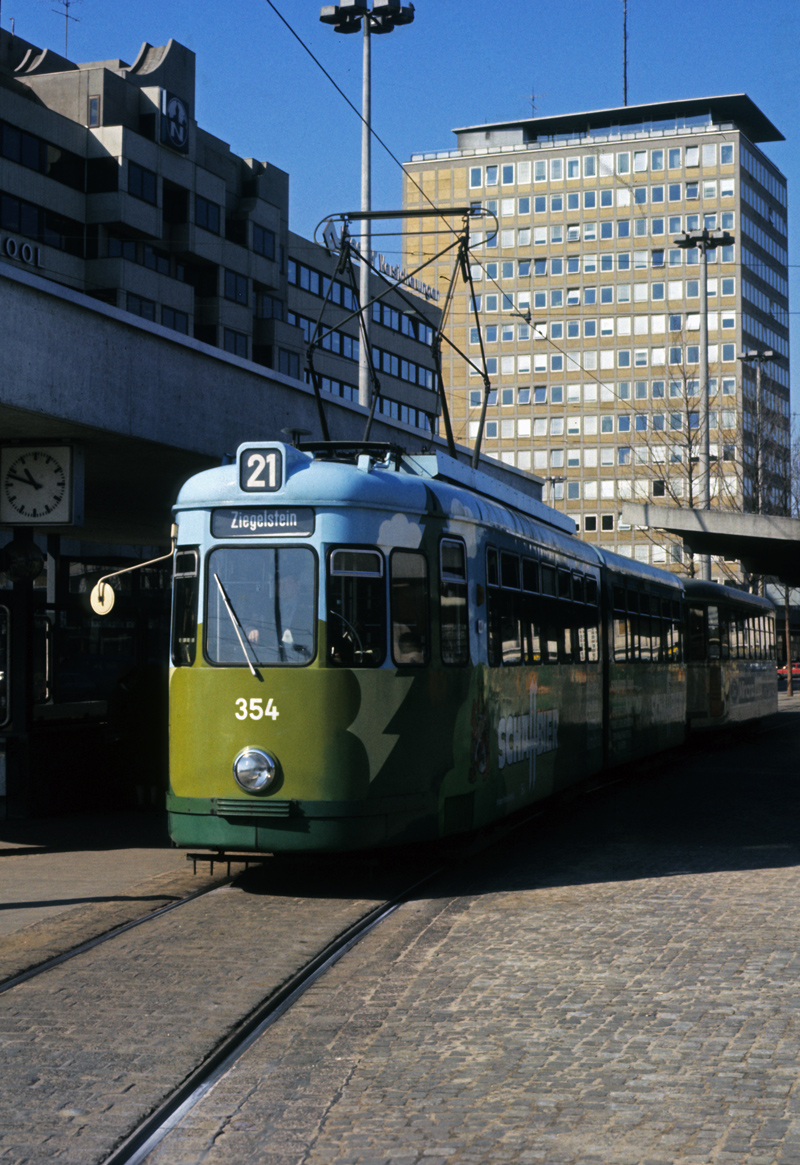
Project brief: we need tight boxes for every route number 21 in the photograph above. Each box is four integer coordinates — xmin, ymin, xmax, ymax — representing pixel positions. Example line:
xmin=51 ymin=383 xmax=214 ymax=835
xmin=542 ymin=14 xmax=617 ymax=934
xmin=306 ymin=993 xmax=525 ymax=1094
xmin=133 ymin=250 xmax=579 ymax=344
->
xmin=240 ymin=448 xmax=282 ymax=492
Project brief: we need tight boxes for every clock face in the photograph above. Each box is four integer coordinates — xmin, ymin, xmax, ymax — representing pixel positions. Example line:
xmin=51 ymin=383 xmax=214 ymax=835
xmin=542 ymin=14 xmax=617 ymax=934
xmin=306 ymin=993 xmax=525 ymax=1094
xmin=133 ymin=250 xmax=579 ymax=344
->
xmin=1 ymin=447 xmax=73 ymax=524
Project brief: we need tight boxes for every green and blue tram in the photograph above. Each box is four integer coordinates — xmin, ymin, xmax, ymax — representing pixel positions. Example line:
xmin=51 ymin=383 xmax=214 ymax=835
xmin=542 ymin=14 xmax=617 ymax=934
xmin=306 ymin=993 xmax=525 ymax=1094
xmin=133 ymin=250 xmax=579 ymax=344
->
xmin=167 ymin=441 xmax=690 ymax=852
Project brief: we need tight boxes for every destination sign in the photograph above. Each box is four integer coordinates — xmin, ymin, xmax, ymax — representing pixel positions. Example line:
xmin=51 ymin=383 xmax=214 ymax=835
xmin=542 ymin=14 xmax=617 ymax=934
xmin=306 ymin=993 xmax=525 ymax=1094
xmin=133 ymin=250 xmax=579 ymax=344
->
xmin=211 ymin=507 xmax=315 ymax=537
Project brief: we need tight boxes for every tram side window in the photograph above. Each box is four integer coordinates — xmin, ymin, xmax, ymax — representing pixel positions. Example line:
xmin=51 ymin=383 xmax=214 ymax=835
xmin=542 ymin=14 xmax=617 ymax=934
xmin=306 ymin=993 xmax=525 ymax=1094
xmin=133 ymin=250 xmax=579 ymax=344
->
xmin=707 ymin=605 xmax=721 ymax=660
xmin=441 ymin=539 xmax=469 ymax=666
xmin=328 ymin=549 xmax=386 ymax=668
xmin=207 ymin=547 xmax=316 ymax=666
xmin=540 ymin=564 xmax=563 ymax=664
xmin=390 ymin=551 xmax=429 ymax=666
xmin=613 ymin=586 xmax=627 ymax=662
xmin=638 ymin=598 xmax=653 ymax=663
xmin=172 ymin=548 xmax=199 ymax=666
xmin=687 ymin=606 xmax=707 ymax=662
xmin=500 ymin=552 xmax=522 ymax=665
xmin=486 ymin=547 xmax=501 ymax=666
xmin=521 ymin=558 xmax=541 ymax=664
xmin=669 ymin=601 xmax=682 ymax=662
xmin=719 ymin=609 xmax=730 ymax=660
xmin=732 ymin=614 xmax=743 ymax=659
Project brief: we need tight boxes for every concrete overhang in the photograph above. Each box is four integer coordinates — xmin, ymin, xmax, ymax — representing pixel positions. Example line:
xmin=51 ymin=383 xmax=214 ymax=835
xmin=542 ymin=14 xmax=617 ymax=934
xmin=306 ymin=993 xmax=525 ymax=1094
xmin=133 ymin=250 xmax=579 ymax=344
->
xmin=621 ymin=503 xmax=800 ymax=586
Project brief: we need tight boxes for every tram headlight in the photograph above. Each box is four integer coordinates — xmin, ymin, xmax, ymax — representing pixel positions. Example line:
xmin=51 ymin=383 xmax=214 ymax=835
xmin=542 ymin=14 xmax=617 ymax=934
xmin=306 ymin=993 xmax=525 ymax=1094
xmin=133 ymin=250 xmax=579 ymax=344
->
xmin=232 ymin=747 xmax=277 ymax=793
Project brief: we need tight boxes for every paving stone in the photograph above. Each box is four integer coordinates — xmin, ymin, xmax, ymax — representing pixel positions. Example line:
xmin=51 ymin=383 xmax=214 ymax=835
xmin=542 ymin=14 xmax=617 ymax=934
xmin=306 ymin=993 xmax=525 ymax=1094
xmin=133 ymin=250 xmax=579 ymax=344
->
xmin=141 ymin=703 xmax=800 ymax=1164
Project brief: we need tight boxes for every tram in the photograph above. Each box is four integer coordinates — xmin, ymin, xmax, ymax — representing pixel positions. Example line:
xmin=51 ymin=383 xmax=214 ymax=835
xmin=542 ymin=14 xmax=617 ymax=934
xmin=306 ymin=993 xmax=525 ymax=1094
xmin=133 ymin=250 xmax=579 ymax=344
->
xmin=684 ymin=579 xmax=777 ymax=728
xmin=166 ymin=441 xmax=769 ymax=854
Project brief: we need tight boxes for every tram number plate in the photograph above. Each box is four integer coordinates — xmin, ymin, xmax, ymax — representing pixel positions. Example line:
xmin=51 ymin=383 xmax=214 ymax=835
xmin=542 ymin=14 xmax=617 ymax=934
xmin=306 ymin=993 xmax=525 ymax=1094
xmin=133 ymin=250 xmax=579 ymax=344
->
xmin=235 ymin=698 xmax=279 ymax=721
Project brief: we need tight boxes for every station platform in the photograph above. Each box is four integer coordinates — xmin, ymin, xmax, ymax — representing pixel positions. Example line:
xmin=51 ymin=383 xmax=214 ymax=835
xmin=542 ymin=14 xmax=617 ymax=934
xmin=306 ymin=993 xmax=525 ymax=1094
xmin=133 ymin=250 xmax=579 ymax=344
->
xmin=0 ymin=809 xmax=232 ymax=984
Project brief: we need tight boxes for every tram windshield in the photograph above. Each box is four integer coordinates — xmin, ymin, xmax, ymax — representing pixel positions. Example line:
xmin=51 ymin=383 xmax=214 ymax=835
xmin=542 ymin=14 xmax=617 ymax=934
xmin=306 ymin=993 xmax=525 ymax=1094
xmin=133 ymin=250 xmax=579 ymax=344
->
xmin=206 ymin=547 xmax=316 ymax=666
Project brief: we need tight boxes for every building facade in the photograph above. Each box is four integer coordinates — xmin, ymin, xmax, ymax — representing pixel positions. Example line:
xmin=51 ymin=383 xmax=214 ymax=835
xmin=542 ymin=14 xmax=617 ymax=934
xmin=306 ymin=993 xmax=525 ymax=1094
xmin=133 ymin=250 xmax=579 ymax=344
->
xmin=404 ymin=97 xmax=790 ymax=574
xmin=0 ymin=31 xmax=303 ymax=371
xmin=0 ymin=29 xmax=441 ymax=436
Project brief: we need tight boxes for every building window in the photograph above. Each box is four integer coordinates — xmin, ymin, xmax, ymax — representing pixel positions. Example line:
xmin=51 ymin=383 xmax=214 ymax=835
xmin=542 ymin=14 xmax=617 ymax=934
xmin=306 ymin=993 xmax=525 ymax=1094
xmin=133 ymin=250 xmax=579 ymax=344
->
xmin=143 ymin=244 xmax=170 ymax=275
xmin=128 ymin=161 xmax=157 ymax=205
xmin=88 ymin=96 xmax=100 ymax=127
xmin=108 ymin=235 xmax=137 ymax=262
xmin=224 ymin=269 xmax=248 ymax=305
xmin=127 ymin=292 xmax=156 ymax=321
xmin=253 ymin=224 xmax=275 ymax=260
xmin=162 ymin=306 xmax=189 ymax=334
xmin=469 ymin=166 xmax=482 ymax=188
xmin=224 ymin=328 xmax=248 ymax=359
xmin=196 ymin=194 xmax=221 ymax=235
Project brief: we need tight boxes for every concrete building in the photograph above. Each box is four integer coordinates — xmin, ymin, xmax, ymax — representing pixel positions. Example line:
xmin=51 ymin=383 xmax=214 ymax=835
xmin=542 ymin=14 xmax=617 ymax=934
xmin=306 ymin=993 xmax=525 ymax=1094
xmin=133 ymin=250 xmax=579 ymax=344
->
xmin=404 ymin=96 xmax=790 ymax=575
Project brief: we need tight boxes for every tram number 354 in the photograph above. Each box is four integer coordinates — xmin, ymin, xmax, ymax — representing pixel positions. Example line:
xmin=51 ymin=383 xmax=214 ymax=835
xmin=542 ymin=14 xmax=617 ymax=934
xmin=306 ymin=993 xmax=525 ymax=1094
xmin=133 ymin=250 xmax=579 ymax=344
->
xmin=235 ymin=698 xmax=280 ymax=721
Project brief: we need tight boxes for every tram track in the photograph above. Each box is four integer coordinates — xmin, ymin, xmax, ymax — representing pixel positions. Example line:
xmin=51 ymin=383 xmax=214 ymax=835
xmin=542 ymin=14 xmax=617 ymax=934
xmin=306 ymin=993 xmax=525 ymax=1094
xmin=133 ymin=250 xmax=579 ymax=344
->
xmin=96 ymin=776 xmax=632 ymax=1165
xmin=101 ymin=870 xmax=439 ymax=1165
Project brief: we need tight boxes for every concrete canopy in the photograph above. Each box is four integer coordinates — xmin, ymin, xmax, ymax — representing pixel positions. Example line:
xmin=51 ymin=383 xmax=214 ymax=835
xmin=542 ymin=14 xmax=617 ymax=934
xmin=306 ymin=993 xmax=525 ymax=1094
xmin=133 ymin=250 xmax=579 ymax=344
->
xmin=621 ymin=503 xmax=800 ymax=586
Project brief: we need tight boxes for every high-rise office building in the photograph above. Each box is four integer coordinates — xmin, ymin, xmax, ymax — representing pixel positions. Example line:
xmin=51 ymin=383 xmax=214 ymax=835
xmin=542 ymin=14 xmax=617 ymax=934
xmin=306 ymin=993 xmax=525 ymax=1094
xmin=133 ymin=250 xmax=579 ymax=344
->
xmin=404 ymin=97 xmax=790 ymax=574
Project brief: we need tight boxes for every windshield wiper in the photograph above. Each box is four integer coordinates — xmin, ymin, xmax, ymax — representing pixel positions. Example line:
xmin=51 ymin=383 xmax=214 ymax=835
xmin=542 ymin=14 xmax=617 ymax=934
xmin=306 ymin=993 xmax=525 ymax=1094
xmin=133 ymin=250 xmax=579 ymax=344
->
xmin=213 ymin=572 xmax=259 ymax=677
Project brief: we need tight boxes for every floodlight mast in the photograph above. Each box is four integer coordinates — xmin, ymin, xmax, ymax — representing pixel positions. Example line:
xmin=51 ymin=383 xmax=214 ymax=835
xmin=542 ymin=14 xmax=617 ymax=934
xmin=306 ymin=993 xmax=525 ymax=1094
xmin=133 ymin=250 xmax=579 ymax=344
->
xmin=319 ymin=2 xmax=415 ymax=410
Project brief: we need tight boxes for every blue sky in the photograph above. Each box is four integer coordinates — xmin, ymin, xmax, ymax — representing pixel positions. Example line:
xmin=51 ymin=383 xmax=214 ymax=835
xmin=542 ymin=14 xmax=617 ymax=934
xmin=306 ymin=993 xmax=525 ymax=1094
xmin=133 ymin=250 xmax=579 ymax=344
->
xmin=12 ymin=0 xmax=800 ymax=407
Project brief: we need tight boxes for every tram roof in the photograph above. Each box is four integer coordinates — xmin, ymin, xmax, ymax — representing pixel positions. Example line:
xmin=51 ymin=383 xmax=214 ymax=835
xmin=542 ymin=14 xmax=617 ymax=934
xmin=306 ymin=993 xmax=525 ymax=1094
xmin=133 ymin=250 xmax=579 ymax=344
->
xmin=595 ymin=546 xmax=685 ymax=593
xmin=682 ymin=579 xmax=776 ymax=612
xmin=400 ymin=450 xmax=577 ymax=537
xmin=175 ymin=443 xmax=578 ymax=541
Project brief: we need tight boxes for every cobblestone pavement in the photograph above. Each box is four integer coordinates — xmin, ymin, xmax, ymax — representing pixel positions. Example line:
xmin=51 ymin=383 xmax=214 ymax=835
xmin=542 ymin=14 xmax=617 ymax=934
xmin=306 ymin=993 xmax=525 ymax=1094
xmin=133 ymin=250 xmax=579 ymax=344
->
xmin=0 ymin=858 xmax=414 ymax=1164
xmin=145 ymin=703 xmax=800 ymax=1165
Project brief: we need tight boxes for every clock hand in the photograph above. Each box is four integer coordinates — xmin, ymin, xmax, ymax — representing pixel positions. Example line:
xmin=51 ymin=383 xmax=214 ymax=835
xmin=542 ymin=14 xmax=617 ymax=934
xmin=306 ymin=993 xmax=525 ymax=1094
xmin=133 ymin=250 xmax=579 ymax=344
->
xmin=7 ymin=470 xmax=43 ymax=490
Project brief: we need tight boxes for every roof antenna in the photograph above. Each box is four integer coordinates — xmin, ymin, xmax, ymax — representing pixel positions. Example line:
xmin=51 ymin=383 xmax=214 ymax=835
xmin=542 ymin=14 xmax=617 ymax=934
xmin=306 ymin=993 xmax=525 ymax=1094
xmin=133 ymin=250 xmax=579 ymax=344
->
xmin=527 ymin=83 xmax=546 ymax=118
xmin=51 ymin=0 xmax=81 ymax=58
xmin=622 ymin=0 xmax=628 ymax=106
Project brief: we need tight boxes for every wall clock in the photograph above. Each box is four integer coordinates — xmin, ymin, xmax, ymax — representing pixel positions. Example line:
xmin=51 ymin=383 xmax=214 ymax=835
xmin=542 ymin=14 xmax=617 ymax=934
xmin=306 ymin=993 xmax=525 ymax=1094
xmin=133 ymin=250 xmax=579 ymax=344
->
xmin=0 ymin=446 xmax=83 ymax=526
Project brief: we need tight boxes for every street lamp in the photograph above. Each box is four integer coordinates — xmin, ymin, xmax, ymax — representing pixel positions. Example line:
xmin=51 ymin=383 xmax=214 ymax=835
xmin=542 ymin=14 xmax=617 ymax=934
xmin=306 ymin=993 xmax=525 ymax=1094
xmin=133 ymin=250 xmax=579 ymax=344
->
xmin=738 ymin=348 xmax=774 ymax=515
xmin=673 ymin=228 xmax=734 ymax=580
xmin=545 ymin=475 xmax=566 ymax=509
xmin=320 ymin=1 xmax=415 ymax=410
